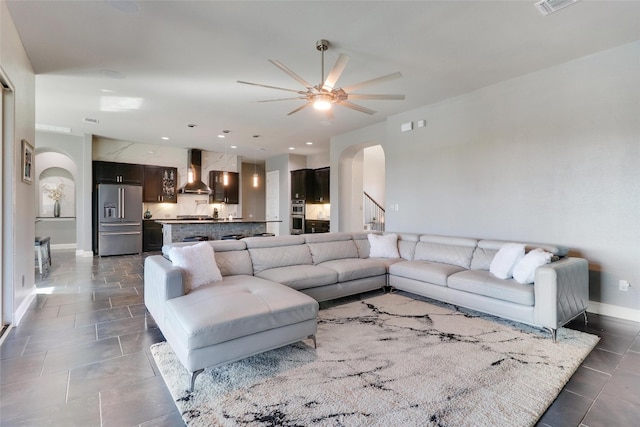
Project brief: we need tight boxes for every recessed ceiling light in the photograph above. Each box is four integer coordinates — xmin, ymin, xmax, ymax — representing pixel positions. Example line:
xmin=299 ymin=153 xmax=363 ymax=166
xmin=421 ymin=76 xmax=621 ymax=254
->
xmin=187 ymin=124 xmax=196 ymax=128
xmin=289 ymin=147 xmax=295 ymax=150
xmin=230 ymin=145 xmax=237 ymax=149
xmin=161 ymin=137 xmax=170 ymax=140
xmin=306 ymin=141 xmax=313 ymax=145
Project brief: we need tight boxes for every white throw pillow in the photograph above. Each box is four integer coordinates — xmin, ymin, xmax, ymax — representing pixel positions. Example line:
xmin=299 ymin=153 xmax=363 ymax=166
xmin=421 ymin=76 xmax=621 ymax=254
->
xmin=168 ymin=242 xmax=222 ymax=291
xmin=489 ymin=243 xmax=525 ymax=279
xmin=367 ymin=233 xmax=400 ymax=259
xmin=512 ymin=248 xmax=553 ymax=284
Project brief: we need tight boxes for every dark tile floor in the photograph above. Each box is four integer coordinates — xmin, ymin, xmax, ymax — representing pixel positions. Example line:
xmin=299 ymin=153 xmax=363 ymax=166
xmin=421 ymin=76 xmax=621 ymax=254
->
xmin=1 ymin=249 xmax=638 ymax=426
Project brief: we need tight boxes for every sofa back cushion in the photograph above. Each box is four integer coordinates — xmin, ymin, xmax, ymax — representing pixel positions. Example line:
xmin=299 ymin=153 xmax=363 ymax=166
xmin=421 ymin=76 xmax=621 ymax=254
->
xmin=414 ymin=235 xmax=478 ymax=269
xmin=351 ymin=232 xmax=372 ymax=258
xmin=163 ymin=240 xmax=253 ymax=277
xmin=352 ymin=232 xmax=419 ymax=260
xmin=245 ymin=235 xmax=312 ymax=275
xmin=304 ymin=233 xmax=359 ymax=264
xmin=397 ymin=233 xmax=420 ymax=261
xmin=471 ymin=239 xmax=568 ymax=271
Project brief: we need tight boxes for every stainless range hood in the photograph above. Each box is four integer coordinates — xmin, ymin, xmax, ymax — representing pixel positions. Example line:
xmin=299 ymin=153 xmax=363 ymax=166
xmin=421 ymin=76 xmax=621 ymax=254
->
xmin=178 ymin=149 xmax=213 ymax=195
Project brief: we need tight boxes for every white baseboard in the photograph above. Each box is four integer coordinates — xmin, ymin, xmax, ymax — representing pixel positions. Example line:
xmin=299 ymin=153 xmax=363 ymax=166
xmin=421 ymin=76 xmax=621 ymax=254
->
xmin=76 ymin=250 xmax=94 ymax=257
xmin=13 ymin=290 xmax=36 ymax=326
xmin=588 ymin=301 xmax=640 ymax=323
xmin=51 ymin=243 xmax=76 ymax=250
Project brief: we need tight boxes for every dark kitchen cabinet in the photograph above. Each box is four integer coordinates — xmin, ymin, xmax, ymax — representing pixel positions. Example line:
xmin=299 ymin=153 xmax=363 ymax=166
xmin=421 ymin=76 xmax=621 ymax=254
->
xmin=314 ymin=167 xmax=330 ymax=203
xmin=291 ymin=169 xmax=314 ymax=200
xmin=143 ymin=165 xmax=178 ymax=203
xmin=305 ymin=219 xmax=330 ymax=234
xmin=143 ymin=220 xmax=163 ymax=251
xmin=209 ymin=171 xmax=239 ymax=204
xmin=93 ymin=161 xmax=144 ymax=185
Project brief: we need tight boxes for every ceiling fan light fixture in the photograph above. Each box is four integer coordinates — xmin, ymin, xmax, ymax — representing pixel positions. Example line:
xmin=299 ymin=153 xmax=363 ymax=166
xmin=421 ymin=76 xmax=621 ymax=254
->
xmin=313 ymin=93 xmax=333 ymax=111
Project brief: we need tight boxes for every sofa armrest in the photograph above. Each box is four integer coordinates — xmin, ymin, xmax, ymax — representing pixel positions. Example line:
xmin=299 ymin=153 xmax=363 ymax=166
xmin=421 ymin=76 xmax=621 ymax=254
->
xmin=533 ymin=257 xmax=589 ymax=331
xmin=144 ymin=255 xmax=185 ymax=329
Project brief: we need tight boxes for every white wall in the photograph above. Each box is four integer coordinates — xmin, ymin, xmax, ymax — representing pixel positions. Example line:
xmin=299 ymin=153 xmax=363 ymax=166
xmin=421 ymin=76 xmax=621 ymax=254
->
xmin=381 ymin=42 xmax=640 ymax=314
xmin=363 ymin=145 xmax=385 ymax=208
xmin=1 ymin=1 xmax=36 ymax=325
xmin=35 ymin=132 xmax=86 ymax=250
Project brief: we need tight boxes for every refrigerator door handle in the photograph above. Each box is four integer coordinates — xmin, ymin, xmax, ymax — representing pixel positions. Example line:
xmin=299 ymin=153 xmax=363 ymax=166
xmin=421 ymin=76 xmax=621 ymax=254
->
xmin=99 ymin=222 xmax=141 ymax=227
xmin=100 ymin=231 xmax=141 ymax=236
xmin=119 ymin=187 xmax=125 ymax=219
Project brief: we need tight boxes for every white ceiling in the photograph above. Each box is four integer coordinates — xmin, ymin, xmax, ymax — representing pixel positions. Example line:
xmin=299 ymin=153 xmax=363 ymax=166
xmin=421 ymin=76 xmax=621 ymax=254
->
xmin=6 ymin=0 xmax=640 ymax=161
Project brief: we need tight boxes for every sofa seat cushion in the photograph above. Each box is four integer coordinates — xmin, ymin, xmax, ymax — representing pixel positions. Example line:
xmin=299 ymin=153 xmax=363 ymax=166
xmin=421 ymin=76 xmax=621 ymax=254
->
xmin=389 ymin=261 xmax=465 ymax=287
xmin=165 ymin=275 xmax=319 ymax=351
xmin=448 ymin=270 xmax=534 ymax=306
xmin=369 ymin=257 xmax=405 ymax=272
xmin=318 ymin=258 xmax=386 ymax=282
xmin=255 ymin=265 xmax=337 ymax=291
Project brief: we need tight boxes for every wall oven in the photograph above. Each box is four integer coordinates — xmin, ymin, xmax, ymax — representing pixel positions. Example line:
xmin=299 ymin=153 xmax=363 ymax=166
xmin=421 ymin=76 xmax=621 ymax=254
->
xmin=290 ymin=200 xmax=305 ymax=234
xmin=291 ymin=200 xmax=305 ymax=215
xmin=290 ymin=215 xmax=305 ymax=235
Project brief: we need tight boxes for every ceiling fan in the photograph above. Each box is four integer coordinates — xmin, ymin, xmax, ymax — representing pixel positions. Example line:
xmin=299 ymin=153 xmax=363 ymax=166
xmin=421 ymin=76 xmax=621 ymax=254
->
xmin=238 ymin=39 xmax=405 ymax=116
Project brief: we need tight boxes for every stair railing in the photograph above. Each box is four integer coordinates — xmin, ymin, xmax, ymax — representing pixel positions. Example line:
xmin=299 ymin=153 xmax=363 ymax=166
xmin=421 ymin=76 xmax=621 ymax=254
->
xmin=363 ymin=191 xmax=385 ymax=232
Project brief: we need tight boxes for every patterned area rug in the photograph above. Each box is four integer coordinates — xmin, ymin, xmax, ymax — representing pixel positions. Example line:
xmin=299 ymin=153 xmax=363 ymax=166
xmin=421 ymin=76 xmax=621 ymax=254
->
xmin=150 ymin=293 xmax=598 ymax=427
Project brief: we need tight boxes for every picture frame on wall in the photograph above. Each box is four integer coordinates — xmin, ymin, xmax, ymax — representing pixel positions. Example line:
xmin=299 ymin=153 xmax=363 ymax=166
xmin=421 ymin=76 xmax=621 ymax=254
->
xmin=22 ymin=139 xmax=34 ymax=184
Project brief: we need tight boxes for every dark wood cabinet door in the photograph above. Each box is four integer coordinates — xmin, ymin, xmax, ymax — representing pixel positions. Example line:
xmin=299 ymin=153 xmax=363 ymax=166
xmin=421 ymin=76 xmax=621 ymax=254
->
xmin=143 ymin=220 xmax=163 ymax=251
xmin=94 ymin=161 xmax=143 ymax=184
xmin=143 ymin=166 xmax=178 ymax=203
xmin=209 ymin=171 xmax=239 ymax=204
xmin=314 ymin=167 xmax=330 ymax=203
xmin=143 ymin=166 xmax=162 ymax=202
xmin=291 ymin=169 xmax=314 ymax=200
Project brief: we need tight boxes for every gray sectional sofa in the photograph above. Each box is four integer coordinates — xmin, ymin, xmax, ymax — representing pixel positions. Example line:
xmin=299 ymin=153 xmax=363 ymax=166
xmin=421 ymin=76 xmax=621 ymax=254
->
xmin=144 ymin=231 xmax=589 ymax=390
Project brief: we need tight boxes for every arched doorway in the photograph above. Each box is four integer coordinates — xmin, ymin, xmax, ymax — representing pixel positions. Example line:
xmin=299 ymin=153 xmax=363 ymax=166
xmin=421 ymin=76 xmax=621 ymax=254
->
xmin=337 ymin=144 xmax=385 ymax=232
xmin=34 ymin=150 xmax=78 ymax=249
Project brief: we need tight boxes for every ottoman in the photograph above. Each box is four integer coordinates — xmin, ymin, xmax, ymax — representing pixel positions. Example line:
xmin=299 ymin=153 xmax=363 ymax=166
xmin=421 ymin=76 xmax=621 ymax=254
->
xmin=161 ymin=275 xmax=319 ymax=391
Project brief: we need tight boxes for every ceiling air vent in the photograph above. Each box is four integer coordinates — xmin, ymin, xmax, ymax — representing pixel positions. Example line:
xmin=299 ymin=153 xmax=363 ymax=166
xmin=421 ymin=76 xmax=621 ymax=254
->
xmin=535 ymin=0 xmax=579 ymax=16
xmin=83 ymin=117 xmax=99 ymax=124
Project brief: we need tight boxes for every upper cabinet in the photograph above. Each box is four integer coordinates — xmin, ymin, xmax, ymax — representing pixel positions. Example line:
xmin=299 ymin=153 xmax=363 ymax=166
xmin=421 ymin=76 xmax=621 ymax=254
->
xmin=94 ymin=161 xmax=144 ymax=185
xmin=291 ymin=167 xmax=330 ymax=203
xmin=209 ymin=171 xmax=239 ymax=204
xmin=143 ymin=165 xmax=178 ymax=203
xmin=291 ymin=169 xmax=315 ymax=201
xmin=313 ymin=167 xmax=330 ymax=203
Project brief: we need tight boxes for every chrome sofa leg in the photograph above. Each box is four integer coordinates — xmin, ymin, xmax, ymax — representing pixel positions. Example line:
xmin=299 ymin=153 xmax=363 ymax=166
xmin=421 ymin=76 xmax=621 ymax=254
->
xmin=189 ymin=369 xmax=204 ymax=392
xmin=308 ymin=334 xmax=317 ymax=349
xmin=583 ymin=310 xmax=588 ymax=326
xmin=544 ymin=327 xmax=558 ymax=343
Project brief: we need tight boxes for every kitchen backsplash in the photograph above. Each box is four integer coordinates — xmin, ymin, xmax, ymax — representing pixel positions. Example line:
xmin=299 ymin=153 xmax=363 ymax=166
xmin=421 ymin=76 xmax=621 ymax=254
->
xmin=306 ymin=203 xmax=330 ymax=220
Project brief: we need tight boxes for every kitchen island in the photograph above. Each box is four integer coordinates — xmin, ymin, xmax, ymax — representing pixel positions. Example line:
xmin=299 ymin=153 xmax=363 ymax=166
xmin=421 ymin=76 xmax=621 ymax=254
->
xmin=156 ymin=218 xmax=278 ymax=244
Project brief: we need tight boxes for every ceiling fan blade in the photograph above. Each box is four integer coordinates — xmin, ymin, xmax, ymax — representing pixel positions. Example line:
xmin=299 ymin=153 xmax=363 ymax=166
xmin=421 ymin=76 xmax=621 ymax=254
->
xmin=347 ymin=94 xmax=405 ymax=100
xmin=257 ymin=97 xmax=308 ymax=103
xmin=286 ymin=102 xmax=311 ymax=116
xmin=337 ymin=100 xmax=377 ymax=115
xmin=341 ymin=71 xmax=403 ymax=93
xmin=237 ymin=80 xmax=305 ymax=94
xmin=322 ymin=53 xmax=350 ymax=91
xmin=269 ymin=60 xmax=315 ymax=91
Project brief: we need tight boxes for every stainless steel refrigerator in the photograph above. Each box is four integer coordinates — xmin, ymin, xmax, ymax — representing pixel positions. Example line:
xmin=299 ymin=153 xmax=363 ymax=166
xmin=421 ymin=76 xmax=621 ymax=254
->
xmin=97 ymin=184 xmax=142 ymax=256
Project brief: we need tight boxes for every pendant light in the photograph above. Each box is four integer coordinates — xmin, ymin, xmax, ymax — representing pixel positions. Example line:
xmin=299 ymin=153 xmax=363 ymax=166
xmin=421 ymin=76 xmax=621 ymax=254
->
xmin=253 ymin=136 xmax=260 ymax=188
xmin=222 ymin=130 xmax=230 ymax=186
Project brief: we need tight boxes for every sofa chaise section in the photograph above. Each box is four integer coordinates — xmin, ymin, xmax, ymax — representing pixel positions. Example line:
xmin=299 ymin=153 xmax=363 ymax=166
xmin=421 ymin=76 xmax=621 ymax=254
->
xmin=145 ymin=240 xmax=318 ymax=391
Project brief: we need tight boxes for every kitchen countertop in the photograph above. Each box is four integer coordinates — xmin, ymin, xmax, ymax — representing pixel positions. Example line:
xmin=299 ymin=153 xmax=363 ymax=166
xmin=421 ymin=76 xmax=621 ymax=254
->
xmin=155 ymin=219 xmax=280 ymax=224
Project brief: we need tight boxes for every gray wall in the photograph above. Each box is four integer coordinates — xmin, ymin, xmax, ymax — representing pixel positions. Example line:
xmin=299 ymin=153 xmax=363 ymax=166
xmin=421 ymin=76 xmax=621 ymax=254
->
xmin=380 ymin=42 xmax=639 ymax=313
xmin=241 ymin=162 xmax=266 ymax=221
